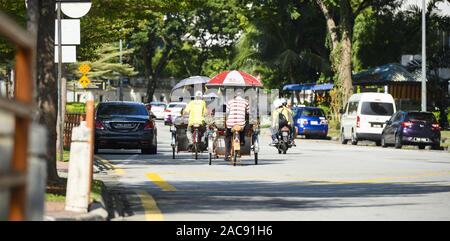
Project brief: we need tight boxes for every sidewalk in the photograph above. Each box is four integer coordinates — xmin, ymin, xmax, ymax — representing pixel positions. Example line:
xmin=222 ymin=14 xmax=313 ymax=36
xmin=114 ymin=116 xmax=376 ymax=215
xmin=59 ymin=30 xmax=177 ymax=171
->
xmin=43 ymin=161 xmax=110 ymax=221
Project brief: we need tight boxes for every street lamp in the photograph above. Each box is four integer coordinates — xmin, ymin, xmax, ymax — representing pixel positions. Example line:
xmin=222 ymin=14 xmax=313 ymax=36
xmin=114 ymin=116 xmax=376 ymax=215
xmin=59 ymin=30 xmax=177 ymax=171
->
xmin=421 ymin=0 xmax=427 ymax=112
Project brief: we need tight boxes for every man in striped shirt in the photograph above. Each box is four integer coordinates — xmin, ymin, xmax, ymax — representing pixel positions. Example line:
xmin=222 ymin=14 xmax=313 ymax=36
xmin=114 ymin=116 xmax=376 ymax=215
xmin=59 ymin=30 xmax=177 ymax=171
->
xmin=224 ymin=91 xmax=249 ymax=161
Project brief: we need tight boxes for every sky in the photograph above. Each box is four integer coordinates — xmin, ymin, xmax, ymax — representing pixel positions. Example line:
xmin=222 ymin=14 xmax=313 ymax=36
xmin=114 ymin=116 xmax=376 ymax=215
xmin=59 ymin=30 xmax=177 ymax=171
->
xmin=402 ymin=0 xmax=450 ymax=16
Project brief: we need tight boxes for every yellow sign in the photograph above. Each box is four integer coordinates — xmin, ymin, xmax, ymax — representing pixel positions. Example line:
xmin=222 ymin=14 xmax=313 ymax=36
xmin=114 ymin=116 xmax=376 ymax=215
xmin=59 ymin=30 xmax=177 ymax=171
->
xmin=79 ymin=64 xmax=91 ymax=74
xmin=78 ymin=75 xmax=91 ymax=88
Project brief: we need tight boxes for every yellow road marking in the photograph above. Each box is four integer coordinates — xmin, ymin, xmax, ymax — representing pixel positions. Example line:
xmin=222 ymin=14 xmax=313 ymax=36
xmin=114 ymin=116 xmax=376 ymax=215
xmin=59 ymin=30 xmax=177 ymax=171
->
xmin=136 ymin=190 xmax=164 ymax=221
xmin=153 ymin=170 xmax=450 ymax=186
xmin=146 ymin=173 xmax=177 ymax=191
xmin=95 ymin=155 xmax=125 ymax=175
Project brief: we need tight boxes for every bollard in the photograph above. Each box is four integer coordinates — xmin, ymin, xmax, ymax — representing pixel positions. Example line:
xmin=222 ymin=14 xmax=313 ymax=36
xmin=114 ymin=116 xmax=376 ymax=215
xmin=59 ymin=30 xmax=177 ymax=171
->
xmin=85 ymin=93 xmax=94 ymax=197
xmin=26 ymin=123 xmax=47 ymax=220
xmin=65 ymin=121 xmax=91 ymax=213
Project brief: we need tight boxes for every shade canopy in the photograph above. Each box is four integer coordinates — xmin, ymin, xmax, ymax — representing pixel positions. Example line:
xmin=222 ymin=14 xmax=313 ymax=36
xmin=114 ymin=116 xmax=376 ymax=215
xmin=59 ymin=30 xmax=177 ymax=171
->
xmin=207 ymin=70 xmax=263 ymax=87
xmin=283 ymin=83 xmax=334 ymax=91
xmin=171 ymin=76 xmax=210 ymax=91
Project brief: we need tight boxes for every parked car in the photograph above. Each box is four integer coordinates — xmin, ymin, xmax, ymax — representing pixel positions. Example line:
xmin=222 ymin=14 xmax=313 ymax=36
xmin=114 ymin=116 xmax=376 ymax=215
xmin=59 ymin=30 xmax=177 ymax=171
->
xmin=147 ymin=101 xmax=166 ymax=120
xmin=94 ymin=101 xmax=157 ymax=154
xmin=340 ymin=93 xmax=396 ymax=146
xmin=164 ymin=102 xmax=187 ymax=125
xmin=381 ymin=111 xmax=441 ymax=149
xmin=293 ymin=106 xmax=328 ymax=138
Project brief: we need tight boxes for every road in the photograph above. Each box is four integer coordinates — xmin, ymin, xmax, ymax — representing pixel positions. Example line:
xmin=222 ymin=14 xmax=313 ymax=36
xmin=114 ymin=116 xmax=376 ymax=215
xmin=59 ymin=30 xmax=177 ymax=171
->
xmin=96 ymin=121 xmax=450 ymax=221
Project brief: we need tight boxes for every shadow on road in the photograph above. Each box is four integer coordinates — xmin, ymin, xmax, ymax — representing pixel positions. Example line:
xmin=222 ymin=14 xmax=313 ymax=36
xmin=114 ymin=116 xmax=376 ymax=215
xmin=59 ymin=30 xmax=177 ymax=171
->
xmin=120 ymin=180 xmax=450 ymax=214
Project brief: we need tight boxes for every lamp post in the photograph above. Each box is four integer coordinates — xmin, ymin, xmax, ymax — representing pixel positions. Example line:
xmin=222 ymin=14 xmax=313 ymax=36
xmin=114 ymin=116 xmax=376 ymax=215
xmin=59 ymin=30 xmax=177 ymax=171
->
xmin=421 ymin=0 xmax=427 ymax=112
xmin=119 ymin=39 xmax=123 ymax=101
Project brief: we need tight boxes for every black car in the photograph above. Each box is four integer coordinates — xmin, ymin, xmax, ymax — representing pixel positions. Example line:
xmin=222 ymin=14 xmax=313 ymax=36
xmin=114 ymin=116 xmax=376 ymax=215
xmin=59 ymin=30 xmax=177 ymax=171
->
xmin=381 ymin=111 xmax=441 ymax=149
xmin=95 ymin=102 xmax=157 ymax=154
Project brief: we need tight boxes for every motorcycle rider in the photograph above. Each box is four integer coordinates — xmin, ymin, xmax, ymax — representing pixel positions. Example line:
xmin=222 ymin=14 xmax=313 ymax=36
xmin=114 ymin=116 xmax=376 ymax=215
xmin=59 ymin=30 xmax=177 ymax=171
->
xmin=183 ymin=91 xmax=208 ymax=149
xmin=271 ymin=98 xmax=295 ymax=145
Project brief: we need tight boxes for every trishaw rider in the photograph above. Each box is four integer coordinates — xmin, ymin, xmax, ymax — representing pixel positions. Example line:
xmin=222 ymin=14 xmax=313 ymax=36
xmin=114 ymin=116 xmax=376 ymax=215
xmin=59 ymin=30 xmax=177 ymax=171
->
xmin=183 ymin=91 xmax=207 ymax=149
xmin=224 ymin=89 xmax=249 ymax=161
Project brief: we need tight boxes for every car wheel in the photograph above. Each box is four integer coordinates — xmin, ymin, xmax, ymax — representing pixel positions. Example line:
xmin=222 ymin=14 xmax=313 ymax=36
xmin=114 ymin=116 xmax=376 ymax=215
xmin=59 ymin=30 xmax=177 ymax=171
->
xmin=381 ymin=135 xmax=388 ymax=148
xmin=351 ymin=131 xmax=358 ymax=145
xmin=395 ymin=134 xmax=402 ymax=149
xmin=431 ymin=143 xmax=441 ymax=150
xmin=340 ymin=130 xmax=348 ymax=144
xmin=142 ymin=145 xmax=157 ymax=154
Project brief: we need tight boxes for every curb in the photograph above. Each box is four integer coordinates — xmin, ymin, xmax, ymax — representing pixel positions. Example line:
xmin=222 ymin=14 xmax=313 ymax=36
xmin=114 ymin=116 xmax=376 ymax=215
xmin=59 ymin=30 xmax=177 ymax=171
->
xmin=44 ymin=202 xmax=108 ymax=221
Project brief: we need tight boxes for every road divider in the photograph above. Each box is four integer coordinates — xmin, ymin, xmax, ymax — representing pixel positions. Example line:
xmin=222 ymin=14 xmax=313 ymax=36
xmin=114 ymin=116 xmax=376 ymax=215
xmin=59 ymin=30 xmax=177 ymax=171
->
xmin=146 ymin=173 xmax=177 ymax=191
xmin=135 ymin=190 xmax=164 ymax=221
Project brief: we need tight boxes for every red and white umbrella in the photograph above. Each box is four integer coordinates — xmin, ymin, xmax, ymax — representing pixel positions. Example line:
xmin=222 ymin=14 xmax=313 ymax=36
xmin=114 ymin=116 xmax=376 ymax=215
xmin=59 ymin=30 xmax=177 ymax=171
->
xmin=206 ymin=70 xmax=263 ymax=87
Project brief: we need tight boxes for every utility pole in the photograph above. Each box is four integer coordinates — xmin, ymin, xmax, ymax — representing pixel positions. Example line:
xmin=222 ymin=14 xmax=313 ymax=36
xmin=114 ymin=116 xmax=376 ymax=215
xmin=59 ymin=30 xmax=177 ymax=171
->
xmin=119 ymin=39 xmax=123 ymax=101
xmin=57 ymin=0 xmax=64 ymax=162
xmin=421 ymin=0 xmax=427 ymax=112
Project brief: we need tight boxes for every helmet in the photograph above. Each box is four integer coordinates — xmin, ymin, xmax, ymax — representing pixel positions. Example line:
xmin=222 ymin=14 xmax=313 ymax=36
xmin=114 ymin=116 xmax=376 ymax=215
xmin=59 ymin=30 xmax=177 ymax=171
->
xmin=273 ymin=99 xmax=284 ymax=109
xmin=195 ymin=91 xmax=203 ymax=99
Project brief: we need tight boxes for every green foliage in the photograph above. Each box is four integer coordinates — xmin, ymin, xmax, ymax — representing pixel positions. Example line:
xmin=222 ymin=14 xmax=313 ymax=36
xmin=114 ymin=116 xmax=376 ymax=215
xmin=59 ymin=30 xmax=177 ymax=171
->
xmin=233 ymin=0 xmax=332 ymax=89
xmin=66 ymin=102 xmax=86 ymax=114
xmin=0 ymin=0 xmax=26 ymax=67
xmin=70 ymin=43 xmax=137 ymax=81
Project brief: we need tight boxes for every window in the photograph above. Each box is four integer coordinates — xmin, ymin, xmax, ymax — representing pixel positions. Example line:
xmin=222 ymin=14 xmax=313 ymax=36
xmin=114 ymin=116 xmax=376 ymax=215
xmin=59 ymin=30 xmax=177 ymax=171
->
xmin=151 ymin=103 xmax=167 ymax=108
xmin=391 ymin=112 xmax=402 ymax=123
xmin=301 ymin=109 xmax=325 ymax=117
xmin=168 ymin=103 xmax=186 ymax=108
xmin=406 ymin=112 xmax=437 ymax=122
xmin=97 ymin=104 xmax=148 ymax=116
xmin=361 ymin=102 xmax=394 ymax=116
xmin=348 ymin=102 xmax=359 ymax=115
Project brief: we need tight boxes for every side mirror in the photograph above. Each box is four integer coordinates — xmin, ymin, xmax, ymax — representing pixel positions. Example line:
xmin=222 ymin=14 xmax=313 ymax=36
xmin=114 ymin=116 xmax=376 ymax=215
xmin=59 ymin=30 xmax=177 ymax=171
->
xmin=385 ymin=120 xmax=391 ymax=125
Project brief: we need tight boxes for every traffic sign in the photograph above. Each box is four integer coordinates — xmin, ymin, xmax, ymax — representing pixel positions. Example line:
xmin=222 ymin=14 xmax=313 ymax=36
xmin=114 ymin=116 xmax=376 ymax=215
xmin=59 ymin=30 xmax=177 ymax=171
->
xmin=78 ymin=75 xmax=90 ymax=88
xmin=78 ymin=63 xmax=91 ymax=74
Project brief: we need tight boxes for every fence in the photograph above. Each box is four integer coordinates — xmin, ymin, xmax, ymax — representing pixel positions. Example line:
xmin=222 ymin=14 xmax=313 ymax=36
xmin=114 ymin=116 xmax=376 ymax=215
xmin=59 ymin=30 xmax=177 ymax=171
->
xmin=0 ymin=10 xmax=37 ymax=220
xmin=64 ymin=113 xmax=86 ymax=149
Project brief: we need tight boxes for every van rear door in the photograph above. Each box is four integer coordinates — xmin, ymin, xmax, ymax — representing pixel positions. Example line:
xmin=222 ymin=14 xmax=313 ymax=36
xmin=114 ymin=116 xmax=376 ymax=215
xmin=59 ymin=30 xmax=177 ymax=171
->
xmin=359 ymin=101 xmax=395 ymax=134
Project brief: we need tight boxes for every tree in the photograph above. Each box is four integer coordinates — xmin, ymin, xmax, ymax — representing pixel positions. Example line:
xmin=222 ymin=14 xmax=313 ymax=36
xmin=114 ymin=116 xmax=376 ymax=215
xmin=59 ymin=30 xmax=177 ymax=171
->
xmin=26 ymin=0 xmax=59 ymax=183
xmin=70 ymin=43 xmax=137 ymax=81
xmin=234 ymin=0 xmax=332 ymax=96
xmin=315 ymin=0 xmax=398 ymax=123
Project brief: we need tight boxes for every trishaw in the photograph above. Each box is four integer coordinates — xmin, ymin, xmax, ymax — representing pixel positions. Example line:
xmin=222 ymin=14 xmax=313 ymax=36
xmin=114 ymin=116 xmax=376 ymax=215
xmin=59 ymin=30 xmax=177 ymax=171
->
xmin=170 ymin=117 xmax=208 ymax=160
xmin=205 ymin=70 xmax=263 ymax=166
xmin=170 ymin=76 xmax=210 ymax=160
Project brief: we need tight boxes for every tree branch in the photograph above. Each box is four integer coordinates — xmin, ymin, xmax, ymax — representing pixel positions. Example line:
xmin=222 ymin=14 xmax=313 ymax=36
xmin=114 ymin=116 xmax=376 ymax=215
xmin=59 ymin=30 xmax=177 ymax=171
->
xmin=353 ymin=0 xmax=371 ymax=17
xmin=315 ymin=0 xmax=340 ymax=51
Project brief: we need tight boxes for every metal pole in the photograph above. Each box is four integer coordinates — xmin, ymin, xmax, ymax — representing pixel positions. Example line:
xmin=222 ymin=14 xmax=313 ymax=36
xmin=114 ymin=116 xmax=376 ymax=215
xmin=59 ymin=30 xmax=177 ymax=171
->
xmin=119 ymin=39 xmax=123 ymax=101
xmin=57 ymin=1 xmax=64 ymax=161
xmin=421 ymin=0 xmax=427 ymax=112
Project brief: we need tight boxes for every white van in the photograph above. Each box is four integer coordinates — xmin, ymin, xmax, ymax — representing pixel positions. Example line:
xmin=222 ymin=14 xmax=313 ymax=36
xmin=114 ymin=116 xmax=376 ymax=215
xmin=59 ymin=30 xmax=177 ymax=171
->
xmin=340 ymin=93 xmax=396 ymax=146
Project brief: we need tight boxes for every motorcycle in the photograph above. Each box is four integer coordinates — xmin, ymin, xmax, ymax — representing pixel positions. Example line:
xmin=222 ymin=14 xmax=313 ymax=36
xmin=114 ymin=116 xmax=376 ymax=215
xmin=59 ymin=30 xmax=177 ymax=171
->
xmin=275 ymin=125 xmax=293 ymax=154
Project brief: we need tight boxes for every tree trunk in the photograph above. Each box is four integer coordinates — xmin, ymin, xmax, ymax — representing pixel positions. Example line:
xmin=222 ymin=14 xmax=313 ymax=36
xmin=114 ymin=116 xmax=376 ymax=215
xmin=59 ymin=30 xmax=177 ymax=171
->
xmin=338 ymin=0 xmax=354 ymax=107
xmin=34 ymin=0 xmax=59 ymax=183
xmin=338 ymin=31 xmax=353 ymax=107
xmin=147 ymin=75 xmax=157 ymax=102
